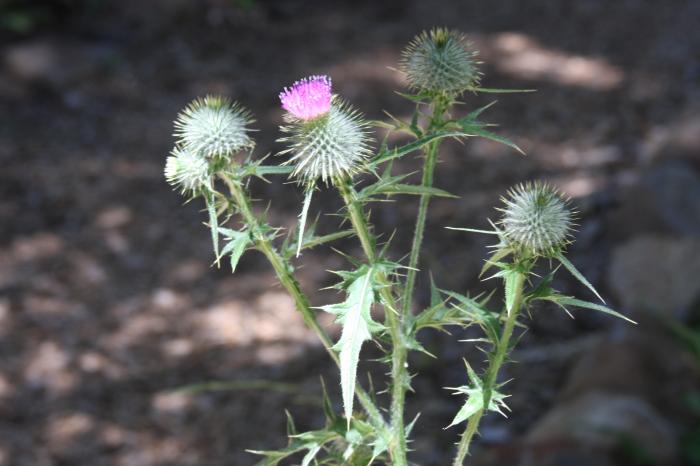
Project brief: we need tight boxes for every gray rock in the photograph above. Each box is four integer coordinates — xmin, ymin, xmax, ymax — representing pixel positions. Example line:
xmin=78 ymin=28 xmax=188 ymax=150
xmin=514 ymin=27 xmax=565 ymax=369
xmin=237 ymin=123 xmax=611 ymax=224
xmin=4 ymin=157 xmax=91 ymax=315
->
xmin=526 ymin=391 xmax=677 ymax=465
xmin=608 ymin=162 xmax=700 ymax=239
xmin=608 ymin=235 xmax=700 ymax=317
xmin=645 ymin=163 xmax=700 ymax=236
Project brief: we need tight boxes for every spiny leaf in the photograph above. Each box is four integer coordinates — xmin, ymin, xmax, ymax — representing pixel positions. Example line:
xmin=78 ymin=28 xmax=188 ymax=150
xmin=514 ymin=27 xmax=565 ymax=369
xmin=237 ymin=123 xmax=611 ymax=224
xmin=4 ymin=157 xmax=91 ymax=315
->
xmin=253 ymin=165 xmax=295 ymax=176
xmin=301 ymin=444 xmax=322 ymax=466
xmin=218 ymin=229 xmax=251 ymax=273
xmin=395 ymin=90 xmax=436 ymax=103
xmin=458 ymin=101 xmax=498 ymax=124
xmin=503 ymin=269 xmax=525 ymax=316
xmin=296 ymin=188 xmax=314 ymax=257
xmin=320 ymin=377 xmax=337 ymax=425
xmin=206 ymin=191 xmax=220 ymax=266
xmin=368 ymin=183 xmax=458 ymax=198
xmin=460 ymin=124 xmax=525 ymax=155
xmin=441 ymin=290 xmax=501 ymax=343
xmin=544 ymin=295 xmax=637 ymax=324
xmin=555 ymin=253 xmax=605 ymax=303
xmin=526 ymin=269 xmax=557 ymax=302
xmin=480 ymin=246 xmax=512 ymax=278
xmin=430 ymin=275 xmax=441 ymax=308
xmin=321 ymin=266 xmax=383 ymax=426
xmin=467 ymin=86 xmax=536 ymax=93
xmin=299 ymin=230 xmax=355 ymax=252
xmin=446 ymin=226 xmax=500 ymax=235
xmin=285 ymin=410 xmax=297 ymax=437
xmin=446 ymin=362 xmax=509 ymax=428
xmin=370 ymin=131 xmax=465 ymax=166
xmin=249 ymin=429 xmax=338 ymax=466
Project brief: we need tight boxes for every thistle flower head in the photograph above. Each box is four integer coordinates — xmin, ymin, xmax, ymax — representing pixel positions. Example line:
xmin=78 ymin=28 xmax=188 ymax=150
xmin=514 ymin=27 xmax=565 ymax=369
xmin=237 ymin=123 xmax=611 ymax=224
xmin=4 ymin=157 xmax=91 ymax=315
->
xmin=164 ymin=146 xmax=211 ymax=195
xmin=279 ymin=75 xmax=333 ymax=121
xmin=499 ymin=182 xmax=575 ymax=257
xmin=174 ymin=95 xmax=254 ymax=160
xmin=278 ymin=77 xmax=372 ymax=186
xmin=400 ymin=28 xmax=480 ymax=95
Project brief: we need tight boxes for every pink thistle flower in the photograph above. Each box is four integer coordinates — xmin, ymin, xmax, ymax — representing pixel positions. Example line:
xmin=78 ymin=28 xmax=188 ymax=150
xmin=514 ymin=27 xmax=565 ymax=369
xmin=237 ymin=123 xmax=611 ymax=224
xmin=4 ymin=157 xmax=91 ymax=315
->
xmin=279 ymin=75 xmax=332 ymax=120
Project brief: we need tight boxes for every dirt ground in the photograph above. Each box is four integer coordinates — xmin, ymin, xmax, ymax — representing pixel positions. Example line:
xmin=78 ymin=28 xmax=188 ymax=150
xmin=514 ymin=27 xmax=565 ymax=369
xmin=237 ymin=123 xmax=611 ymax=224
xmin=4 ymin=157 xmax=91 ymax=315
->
xmin=1 ymin=0 xmax=699 ymax=465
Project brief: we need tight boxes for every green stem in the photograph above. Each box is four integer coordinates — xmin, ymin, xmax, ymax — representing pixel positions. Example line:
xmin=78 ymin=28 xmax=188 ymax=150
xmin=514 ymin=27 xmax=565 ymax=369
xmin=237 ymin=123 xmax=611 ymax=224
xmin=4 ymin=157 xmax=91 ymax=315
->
xmin=401 ymin=139 xmax=439 ymax=315
xmin=451 ymin=271 xmax=526 ymax=466
xmin=401 ymin=97 xmax=449 ymax=316
xmin=335 ymin=177 xmax=408 ymax=466
xmin=219 ymin=173 xmax=388 ymax=436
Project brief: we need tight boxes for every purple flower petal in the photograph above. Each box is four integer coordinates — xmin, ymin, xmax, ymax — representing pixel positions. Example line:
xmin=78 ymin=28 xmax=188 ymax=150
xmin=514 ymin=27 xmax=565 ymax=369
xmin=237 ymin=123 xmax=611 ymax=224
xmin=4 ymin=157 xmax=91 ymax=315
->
xmin=279 ymin=75 xmax=332 ymax=120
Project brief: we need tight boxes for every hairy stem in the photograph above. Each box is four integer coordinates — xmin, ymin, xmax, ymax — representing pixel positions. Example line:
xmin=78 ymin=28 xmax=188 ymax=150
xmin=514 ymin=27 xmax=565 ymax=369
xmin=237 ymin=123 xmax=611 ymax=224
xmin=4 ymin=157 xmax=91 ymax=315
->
xmin=401 ymin=97 xmax=449 ymax=316
xmin=401 ymin=139 xmax=439 ymax=314
xmin=335 ymin=177 xmax=408 ymax=466
xmin=452 ymin=271 xmax=526 ymax=466
xmin=219 ymin=173 xmax=388 ymax=436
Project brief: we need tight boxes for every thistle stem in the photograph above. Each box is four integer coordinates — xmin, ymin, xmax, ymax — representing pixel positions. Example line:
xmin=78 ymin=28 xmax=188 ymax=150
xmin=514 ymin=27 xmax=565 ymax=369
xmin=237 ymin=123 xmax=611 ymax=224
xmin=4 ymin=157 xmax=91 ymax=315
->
xmin=335 ymin=177 xmax=408 ymax=466
xmin=401 ymin=139 xmax=439 ymax=315
xmin=219 ymin=173 xmax=388 ymax=436
xmin=401 ymin=97 xmax=449 ymax=316
xmin=452 ymin=271 xmax=525 ymax=466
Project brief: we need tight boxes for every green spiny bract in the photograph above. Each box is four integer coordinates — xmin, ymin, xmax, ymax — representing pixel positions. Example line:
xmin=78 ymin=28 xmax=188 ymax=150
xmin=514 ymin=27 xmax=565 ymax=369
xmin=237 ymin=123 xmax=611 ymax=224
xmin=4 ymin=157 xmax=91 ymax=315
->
xmin=400 ymin=27 xmax=480 ymax=96
xmin=278 ymin=100 xmax=373 ymax=187
xmin=164 ymin=146 xmax=211 ymax=196
xmin=499 ymin=182 xmax=574 ymax=258
xmin=174 ymin=95 xmax=254 ymax=161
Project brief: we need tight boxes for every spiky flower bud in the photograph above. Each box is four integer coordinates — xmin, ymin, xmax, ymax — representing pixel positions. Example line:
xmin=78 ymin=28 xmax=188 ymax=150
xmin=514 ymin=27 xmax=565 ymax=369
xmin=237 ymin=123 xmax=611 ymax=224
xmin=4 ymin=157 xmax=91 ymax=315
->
xmin=164 ymin=146 xmax=211 ymax=195
xmin=499 ymin=182 xmax=574 ymax=257
xmin=278 ymin=76 xmax=372 ymax=186
xmin=400 ymin=28 xmax=480 ymax=95
xmin=174 ymin=95 xmax=254 ymax=161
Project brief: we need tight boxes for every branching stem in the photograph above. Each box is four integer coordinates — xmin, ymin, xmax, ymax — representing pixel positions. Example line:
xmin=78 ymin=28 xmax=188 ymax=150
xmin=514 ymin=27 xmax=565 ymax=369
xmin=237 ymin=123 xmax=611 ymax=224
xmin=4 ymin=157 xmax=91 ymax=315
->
xmin=452 ymin=270 xmax=526 ymax=466
xmin=219 ymin=173 xmax=389 ymax=438
xmin=401 ymin=97 xmax=449 ymax=316
xmin=335 ymin=177 xmax=408 ymax=466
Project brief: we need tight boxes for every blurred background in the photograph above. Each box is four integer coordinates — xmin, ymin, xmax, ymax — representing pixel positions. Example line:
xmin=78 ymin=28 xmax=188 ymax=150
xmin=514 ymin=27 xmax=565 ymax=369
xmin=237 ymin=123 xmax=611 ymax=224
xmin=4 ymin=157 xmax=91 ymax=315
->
xmin=1 ymin=0 xmax=699 ymax=465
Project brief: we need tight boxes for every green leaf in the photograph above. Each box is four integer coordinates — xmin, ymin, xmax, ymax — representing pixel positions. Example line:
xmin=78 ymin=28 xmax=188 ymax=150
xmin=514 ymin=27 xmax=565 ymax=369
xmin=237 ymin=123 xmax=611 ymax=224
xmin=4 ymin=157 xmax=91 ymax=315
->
xmin=544 ymin=295 xmax=637 ymax=324
xmin=395 ymin=90 xmax=436 ymax=102
xmin=367 ymin=183 xmax=457 ymax=198
xmin=467 ymin=86 xmax=536 ymax=93
xmin=503 ymin=269 xmax=525 ymax=316
xmin=301 ymin=444 xmax=322 ymax=466
xmin=321 ymin=266 xmax=383 ymax=425
xmin=205 ymin=191 xmax=220 ymax=266
xmin=447 ymin=362 xmax=509 ymax=428
xmin=218 ymin=229 xmax=251 ymax=273
xmin=446 ymin=226 xmax=500 ymax=235
xmin=285 ymin=410 xmax=297 ymax=437
xmin=370 ymin=131 xmax=465 ymax=166
xmin=526 ymin=269 xmax=557 ymax=301
xmin=299 ymin=230 xmax=355 ymax=252
xmin=320 ymin=377 xmax=337 ymax=425
xmin=441 ymin=290 xmax=501 ymax=343
xmin=460 ymin=101 xmax=498 ymax=123
xmin=480 ymin=246 xmax=512 ymax=278
xmin=460 ymin=124 xmax=525 ymax=155
xmin=249 ymin=429 xmax=338 ymax=466
xmin=254 ymin=165 xmax=294 ymax=176
xmin=555 ymin=253 xmax=605 ymax=303
xmin=296 ymin=188 xmax=314 ymax=257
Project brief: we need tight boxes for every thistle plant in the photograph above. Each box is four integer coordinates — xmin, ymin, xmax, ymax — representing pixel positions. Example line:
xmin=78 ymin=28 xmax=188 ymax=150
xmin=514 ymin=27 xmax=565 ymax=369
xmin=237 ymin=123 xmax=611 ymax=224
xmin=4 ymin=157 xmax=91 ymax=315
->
xmin=163 ymin=28 xmax=634 ymax=466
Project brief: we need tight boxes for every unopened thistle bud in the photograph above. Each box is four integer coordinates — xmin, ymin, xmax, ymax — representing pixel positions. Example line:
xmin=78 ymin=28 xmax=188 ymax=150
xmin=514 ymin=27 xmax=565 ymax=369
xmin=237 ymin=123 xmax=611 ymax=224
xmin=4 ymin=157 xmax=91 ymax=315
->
xmin=164 ymin=146 xmax=211 ymax=195
xmin=174 ymin=95 xmax=254 ymax=161
xmin=400 ymin=28 xmax=480 ymax=95
xmin=499 ymin=182 xmax=574 ymax=257
xmin=278 ymin=75 xmax=372 ymax=187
